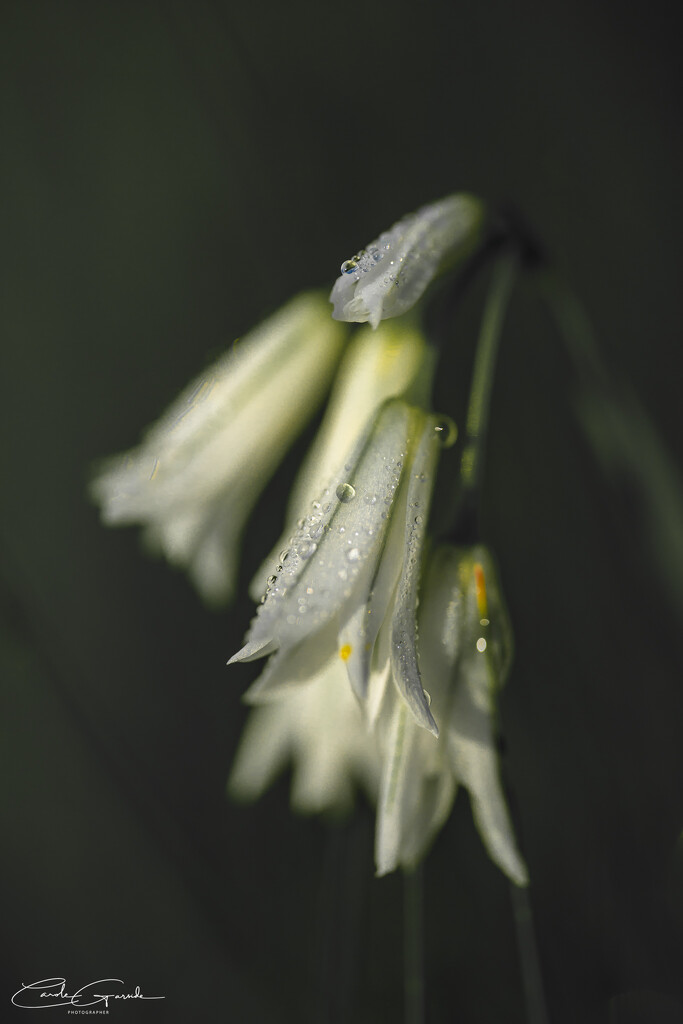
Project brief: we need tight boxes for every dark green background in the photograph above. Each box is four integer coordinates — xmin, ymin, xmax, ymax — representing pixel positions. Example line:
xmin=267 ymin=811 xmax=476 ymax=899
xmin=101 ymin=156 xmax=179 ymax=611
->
xmin=2 ymin=2 xmax=682 ymax=1021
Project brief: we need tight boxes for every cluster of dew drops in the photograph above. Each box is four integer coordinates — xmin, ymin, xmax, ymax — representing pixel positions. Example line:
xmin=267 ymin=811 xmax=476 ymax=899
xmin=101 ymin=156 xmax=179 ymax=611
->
xmin=340 ymin=244 xmax=385 ymax=280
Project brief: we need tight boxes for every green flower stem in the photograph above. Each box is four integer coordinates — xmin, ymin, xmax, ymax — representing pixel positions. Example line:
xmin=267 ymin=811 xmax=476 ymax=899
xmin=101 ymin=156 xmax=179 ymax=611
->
xmin=461 ymin=251 xmax=518 ymax=491
xmin=404 ymin=864 xmax=425 ymax=1024
xmin=509 ymin=881 xmax=550 ymax=1024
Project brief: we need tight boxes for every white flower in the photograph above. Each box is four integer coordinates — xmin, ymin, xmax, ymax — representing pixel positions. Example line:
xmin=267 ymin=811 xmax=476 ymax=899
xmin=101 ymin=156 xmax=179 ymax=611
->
xmin=329 ymin=194 xmax=484 ymax=329
xmin=90 ymin=292 xmax=346 ymax=604
xmin=229 ymin=399 xmax=446 ymax=738
xmin=376 ymin=544 xmax=528 ymax=885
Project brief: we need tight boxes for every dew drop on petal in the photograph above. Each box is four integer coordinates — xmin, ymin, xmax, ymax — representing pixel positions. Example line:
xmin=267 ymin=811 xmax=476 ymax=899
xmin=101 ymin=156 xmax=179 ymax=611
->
xmin=414 ymin=514 xmax=423 ymax=524
xmin=434 ymin=416 xmax=458 ymax=448
xmin=336 ymin=482 xmax=356 ymax=503
xmin=279 ymin=548 xmax=290 ymax=563
xmin=267 ymin=575 xmax=277 ymax=586
xmin=341 ymin=259 xmax=358 ymax=274
xmin=299 ymin=542 xmax=316 ymax=559
xmin=346 ymin=548 xmax=361 ymax=562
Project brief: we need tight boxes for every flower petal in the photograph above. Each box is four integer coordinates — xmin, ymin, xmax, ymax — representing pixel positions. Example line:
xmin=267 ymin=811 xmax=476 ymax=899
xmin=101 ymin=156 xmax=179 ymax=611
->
xmin=389 ymin=415 xmax=442 ymax=736
xmin=229 ymin=653 xmax=380 ymax=815
xmin=374 ymin=699 xmax=453 ymax=876
xmin=234 ymin=400 xmax=413 ymax=661
xmin=330 ymin=194 xmax=484 ymax=328
xmin=446 ymin=654 xmax=529 ymax=886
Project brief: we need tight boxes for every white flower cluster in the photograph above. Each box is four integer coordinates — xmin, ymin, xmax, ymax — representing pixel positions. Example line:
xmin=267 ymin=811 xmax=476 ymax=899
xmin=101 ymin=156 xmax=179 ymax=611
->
xmin=92 ymin=195 xmax=526 ymax=883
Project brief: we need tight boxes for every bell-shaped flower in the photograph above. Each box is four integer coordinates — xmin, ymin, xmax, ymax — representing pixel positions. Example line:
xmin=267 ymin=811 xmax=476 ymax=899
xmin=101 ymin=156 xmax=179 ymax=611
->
xmin=230 ymin=397 xmax=447 ymax=733
xmin=329 ymin=194 xmax=484 ymax=329
xmin=375 ymin=543 xmax=528 ymax=885
xmin=90 ymin=292 xmax=347 ymax=604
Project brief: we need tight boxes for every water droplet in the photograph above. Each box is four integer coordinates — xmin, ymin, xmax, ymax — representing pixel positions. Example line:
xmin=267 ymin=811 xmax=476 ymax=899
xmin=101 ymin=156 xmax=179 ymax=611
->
xmin=309 ymin=523 xmax=324 ymax=540
xmin=476 ymin=637 xmax=487 ymax=653
xmin=434 ymin=415 xmax=457 ymax=448
xmin=338 ymin=525 xmax=346 ymax=535
xmin=364 ymin=493 xmax=377 ymax=505
xmin=341 ymin=258 xmax=358 ymax=274
xmin=336 ymin=482 xmax=356 ymax=503
xmin=347 ymin=548 xmax=361 ymax=562
xmin=267 ymin=575 xmax=277 ymax=586
xmin=312 ymin=500 xmax=321 ymax=511
xmin=275 ymin=564 xmax=284 ymax=573
xmin=279 ymin=548 xmax=290 ymax=563
xmin=414 ymin=514 xmax=423 ymax=525
xmin=299 ymin=542 xmax=316 ymax=559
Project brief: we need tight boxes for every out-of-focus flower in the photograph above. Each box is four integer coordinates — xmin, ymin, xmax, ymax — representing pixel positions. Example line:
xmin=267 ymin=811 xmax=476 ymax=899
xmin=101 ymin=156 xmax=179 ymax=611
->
xmin=229 ymin=651 xmax=381 ymax=815
xmin=375 ymin=544 xmax=528 ymax=884
xmin=91 ymin=292 xmax=346 ymax=604
xmin=329 ymin=194 xmax=484 ymax=329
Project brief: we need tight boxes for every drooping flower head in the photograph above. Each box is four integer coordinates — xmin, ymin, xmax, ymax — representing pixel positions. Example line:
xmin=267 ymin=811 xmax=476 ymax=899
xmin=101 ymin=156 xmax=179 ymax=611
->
xmin=93 ymin=192 xmax=529 ymax=887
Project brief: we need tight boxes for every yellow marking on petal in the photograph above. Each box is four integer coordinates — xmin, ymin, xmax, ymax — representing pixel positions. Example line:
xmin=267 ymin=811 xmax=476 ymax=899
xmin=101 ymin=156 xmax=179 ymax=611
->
xmin=474 ymin=562 xmax=488 ymax=620
xmin=379 ymin=338 xmax=401 ymax=368
xmin=339 ymin=644 xmax=352 ymax=661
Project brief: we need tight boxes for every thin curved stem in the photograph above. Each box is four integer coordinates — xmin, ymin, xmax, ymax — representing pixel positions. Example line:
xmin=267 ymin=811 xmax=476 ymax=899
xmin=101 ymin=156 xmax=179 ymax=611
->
xmin=446 ymin=251 xmax=518 ymax=544
xmin=404 ymin=864 xmax=425 ymax=1024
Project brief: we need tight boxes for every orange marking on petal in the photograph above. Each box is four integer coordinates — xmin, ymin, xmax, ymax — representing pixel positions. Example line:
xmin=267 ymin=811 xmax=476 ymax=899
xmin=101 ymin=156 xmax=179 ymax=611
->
xmin=473 ymin=563 xmax=488 ymax=620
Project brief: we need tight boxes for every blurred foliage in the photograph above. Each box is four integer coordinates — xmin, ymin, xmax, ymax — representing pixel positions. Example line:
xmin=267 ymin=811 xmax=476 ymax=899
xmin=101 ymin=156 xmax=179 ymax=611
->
xmin=1 ymin=1 xmax=682 ymax=1021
